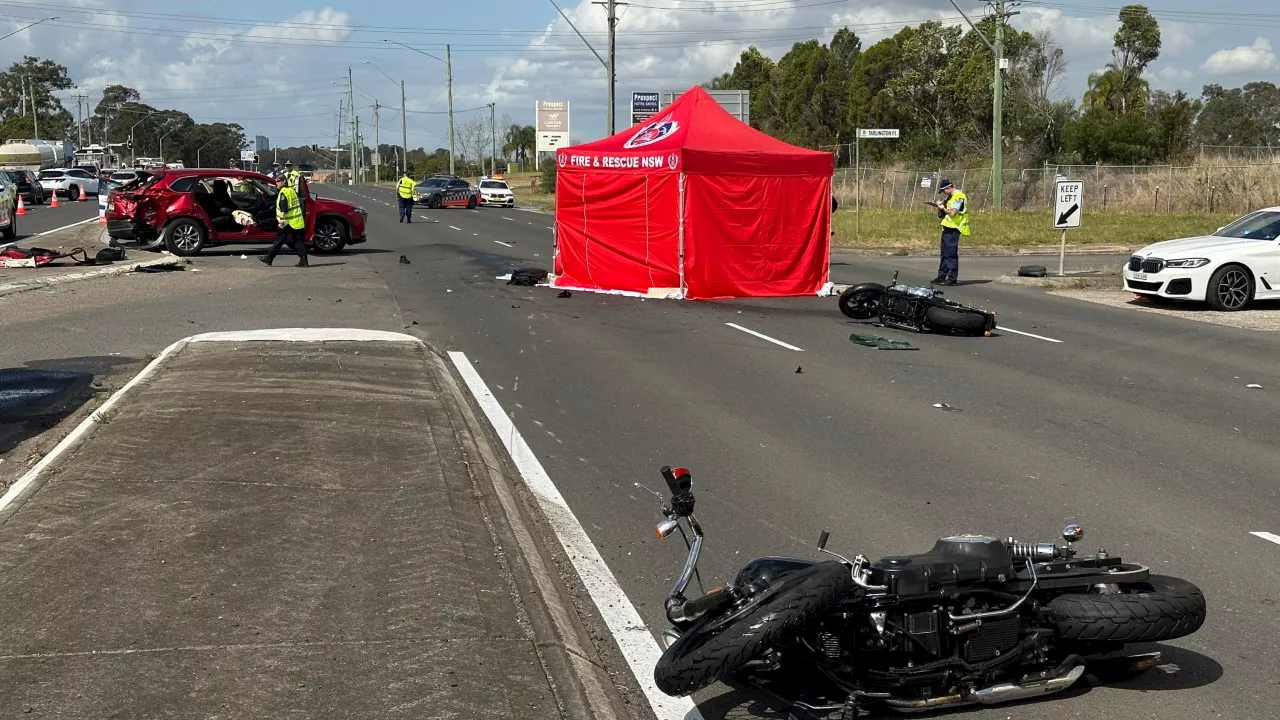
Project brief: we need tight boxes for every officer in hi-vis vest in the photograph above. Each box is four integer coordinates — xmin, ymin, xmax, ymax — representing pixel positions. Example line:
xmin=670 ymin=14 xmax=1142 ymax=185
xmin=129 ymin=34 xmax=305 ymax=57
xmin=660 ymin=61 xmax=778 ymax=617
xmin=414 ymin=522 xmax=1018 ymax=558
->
xmin=930 ymin=179 xmax=969 ymax=286
xmin=260 ymin=174 xmax=309 ymax=267
xmin=397 ymin=172 xmax=416 ymax=223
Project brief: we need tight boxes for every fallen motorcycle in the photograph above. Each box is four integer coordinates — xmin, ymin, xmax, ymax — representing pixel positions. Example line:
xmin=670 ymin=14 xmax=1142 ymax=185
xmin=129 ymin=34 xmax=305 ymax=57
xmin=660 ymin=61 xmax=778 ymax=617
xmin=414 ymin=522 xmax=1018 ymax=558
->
xmin=649 ymin=465 xmax=1206 ymax=717
xmin=838 ymin=271 xmax=996 ymax=336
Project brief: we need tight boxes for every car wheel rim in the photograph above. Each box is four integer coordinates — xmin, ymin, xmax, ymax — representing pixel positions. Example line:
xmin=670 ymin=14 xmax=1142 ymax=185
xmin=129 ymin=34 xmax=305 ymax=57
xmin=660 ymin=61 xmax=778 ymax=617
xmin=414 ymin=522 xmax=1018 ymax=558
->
xmin=314 ymin=223 xmax=340 ymax=251
xmin=174 ymin=225 xmax=200 ymax=251
xmin=1217 ymin=269 xmax=1249 ymax=309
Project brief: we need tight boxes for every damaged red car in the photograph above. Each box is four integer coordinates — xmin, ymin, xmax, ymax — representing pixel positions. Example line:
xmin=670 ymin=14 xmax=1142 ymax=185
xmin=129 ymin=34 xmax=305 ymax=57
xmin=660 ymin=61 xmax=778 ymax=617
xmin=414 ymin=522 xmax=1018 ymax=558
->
xmin=105 ymin=169 xmax=368 ymax=256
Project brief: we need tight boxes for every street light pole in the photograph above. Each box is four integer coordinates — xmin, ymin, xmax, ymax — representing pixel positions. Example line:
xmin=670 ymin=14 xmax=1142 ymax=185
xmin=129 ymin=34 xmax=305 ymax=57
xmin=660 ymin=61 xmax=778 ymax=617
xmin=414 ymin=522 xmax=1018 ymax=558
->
xmin=159 ymin=127 xmax=176 ymax=161
xmin=487 ymin=102 xmax=497 ymax=176
xmin=383 ymin=40 xmax=455 ymax=175
xmin=362 ymin=62 xmax=409 ymax=178
xmin=196 ymin=140 xmax=211 ymax=168
xmin=130 ymin=117 xmax=150 ymax=167
xmin=0 ymin=16 xmax=58 ymax=42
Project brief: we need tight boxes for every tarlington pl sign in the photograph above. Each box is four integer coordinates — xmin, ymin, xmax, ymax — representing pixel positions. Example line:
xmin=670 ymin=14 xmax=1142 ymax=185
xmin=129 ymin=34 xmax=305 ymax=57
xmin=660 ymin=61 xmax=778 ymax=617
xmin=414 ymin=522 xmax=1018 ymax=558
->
xmin=857 ymin=128 xmax=900 ymax=139
xmin=535 ymin=100 xmax=571 ymax=155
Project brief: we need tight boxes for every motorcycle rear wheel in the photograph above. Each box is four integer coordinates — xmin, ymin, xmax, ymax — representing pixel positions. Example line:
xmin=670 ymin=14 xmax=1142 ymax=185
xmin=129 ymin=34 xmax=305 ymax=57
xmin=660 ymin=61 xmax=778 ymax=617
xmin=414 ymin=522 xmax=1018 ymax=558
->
xmin=1048 ymin=574 xmax=1206 ymax=644
xmin=924 ymin=305 xmax=990 ymax=335
xmin=839 ymin=283 xmax=885 ymax=319
xmin=653 ymin=561 xmax=852 ymax=697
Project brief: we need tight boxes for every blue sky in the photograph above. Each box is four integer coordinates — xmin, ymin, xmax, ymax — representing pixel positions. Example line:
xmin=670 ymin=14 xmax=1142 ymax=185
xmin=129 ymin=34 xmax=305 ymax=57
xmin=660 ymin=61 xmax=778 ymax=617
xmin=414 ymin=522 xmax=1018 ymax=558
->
xmin=2 ymin=1 xmax=1276 ymax=160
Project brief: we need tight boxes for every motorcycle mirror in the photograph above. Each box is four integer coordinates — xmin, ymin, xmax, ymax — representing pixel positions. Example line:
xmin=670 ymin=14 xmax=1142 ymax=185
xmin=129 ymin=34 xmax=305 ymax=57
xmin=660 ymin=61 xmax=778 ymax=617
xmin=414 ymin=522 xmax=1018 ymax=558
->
xmin=1063 ymin=523 xmax=1084 ymax=544
xmin=817 ymin=529 xmax=830 ymax=550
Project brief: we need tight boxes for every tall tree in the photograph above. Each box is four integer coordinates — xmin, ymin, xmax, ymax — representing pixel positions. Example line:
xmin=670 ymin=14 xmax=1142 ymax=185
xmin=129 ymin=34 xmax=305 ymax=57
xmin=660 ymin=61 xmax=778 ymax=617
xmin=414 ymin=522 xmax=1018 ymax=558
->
xmin=878 ymin=21 xmax=962 ymax=158
xmin=0 ymin=56 xmax=74 ymax=139
xmin=711 ymin=46 xmax=777 ymax=132
xmin=1148 ymin=90 xmax=1200 ymax=162
xmin=1084 ymin=5 xmax=1161 ymax=114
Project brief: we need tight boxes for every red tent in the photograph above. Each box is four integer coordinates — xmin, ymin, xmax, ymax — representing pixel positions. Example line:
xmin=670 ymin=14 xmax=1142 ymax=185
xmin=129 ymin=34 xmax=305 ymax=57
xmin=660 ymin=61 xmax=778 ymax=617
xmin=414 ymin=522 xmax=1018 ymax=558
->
xmin=552 ymin=86 xmax=834 ymax=300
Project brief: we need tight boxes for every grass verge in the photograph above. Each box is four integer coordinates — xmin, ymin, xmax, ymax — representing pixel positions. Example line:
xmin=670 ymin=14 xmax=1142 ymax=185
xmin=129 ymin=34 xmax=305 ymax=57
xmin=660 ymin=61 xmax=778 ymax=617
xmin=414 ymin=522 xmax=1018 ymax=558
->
xmin=833 ymin=208 xmax=1237 ymax=249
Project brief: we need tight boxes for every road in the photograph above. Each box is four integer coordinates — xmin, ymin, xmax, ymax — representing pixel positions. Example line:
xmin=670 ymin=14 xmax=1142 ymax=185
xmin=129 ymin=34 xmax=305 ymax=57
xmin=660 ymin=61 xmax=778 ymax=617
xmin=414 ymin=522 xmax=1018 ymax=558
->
xmin=323 ymin=182 xmax=1269 ymax=719
xmin=3 ymin=182 xmax=1272 ymax=719
xmin=7 ymin=191 xmax=102 ymax=241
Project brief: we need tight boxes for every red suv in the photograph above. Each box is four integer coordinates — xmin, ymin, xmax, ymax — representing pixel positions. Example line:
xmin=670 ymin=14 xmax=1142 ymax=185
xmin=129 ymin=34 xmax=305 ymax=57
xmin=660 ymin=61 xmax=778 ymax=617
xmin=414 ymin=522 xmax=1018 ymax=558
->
xmin=105 ymin=169 xmax=368 ymax=256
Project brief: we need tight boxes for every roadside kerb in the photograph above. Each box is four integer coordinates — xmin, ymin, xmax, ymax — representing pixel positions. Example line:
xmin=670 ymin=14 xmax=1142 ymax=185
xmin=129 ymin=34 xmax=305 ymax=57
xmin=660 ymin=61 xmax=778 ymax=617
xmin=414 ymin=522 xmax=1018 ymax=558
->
xmin=835 ymin=243 xmax=1140 ymax=257
xmin=0 ymin=255 xmax=185 ymax=298
xmin=0 ymin=328 xmax=646 ymax=720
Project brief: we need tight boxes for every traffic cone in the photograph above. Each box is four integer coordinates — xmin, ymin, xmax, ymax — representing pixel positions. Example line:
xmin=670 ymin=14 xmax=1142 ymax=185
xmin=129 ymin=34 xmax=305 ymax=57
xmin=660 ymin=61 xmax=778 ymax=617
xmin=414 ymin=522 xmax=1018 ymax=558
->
xmin=15 ymin=195 xmax=25 ymax=215
xmin=78 ymin=184 xmax=87 ymax=201
xmin=50 ymin=191 xmax=59 ymax=208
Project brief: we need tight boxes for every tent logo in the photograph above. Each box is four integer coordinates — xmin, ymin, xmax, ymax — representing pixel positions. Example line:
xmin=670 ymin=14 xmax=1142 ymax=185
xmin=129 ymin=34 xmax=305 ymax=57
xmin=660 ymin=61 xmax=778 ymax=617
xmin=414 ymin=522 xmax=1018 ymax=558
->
xmin=624 ymin=115 xmax=679 ymax=149
xmin=557 ymin=153 xmax=567 ymax=167
xmin=667 ymin=153 xmax=678 ymax=170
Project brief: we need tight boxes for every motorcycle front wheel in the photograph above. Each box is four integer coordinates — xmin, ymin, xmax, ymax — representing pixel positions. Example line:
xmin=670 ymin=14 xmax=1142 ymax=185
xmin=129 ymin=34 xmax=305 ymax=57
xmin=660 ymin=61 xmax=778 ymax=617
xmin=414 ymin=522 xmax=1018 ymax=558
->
xmin=653 ymin=560 xmax=852 ymax=697
xmin=839 ymin=283 xmax=885 ymax=319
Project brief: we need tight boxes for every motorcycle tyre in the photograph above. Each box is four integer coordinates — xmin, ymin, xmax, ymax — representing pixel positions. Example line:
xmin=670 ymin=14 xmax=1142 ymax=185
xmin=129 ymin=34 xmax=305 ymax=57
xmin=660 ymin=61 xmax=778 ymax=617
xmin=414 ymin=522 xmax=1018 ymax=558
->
xmin=653 ymin=560 xmax=852 ymax=697
xmin=924 ymin=305 xmax=990 ymax=335
xmin=839 ymin=283 xmax=885 ymax=319
xmin=1047 ymin=574 xmax=1206 ymax=644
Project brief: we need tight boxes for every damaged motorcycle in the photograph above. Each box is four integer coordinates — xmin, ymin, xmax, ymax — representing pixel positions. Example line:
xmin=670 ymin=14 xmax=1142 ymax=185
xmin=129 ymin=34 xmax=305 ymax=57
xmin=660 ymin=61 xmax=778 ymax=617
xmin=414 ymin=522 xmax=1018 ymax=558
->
xmin=838 ymin=271 xmax=997 ymax=336
xmin=649 ymin=466 xmax=1206 ymax=717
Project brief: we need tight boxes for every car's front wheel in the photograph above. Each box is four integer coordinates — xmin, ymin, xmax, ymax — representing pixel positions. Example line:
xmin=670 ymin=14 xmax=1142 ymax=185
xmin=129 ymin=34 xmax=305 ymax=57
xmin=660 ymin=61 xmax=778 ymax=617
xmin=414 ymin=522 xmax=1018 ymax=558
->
xmin=312 ymin=217 xmax=347 ymax=253
xmin=1205 ymin=264 xmax=1253 ymax=311
xmin=67 ymin=185 xmax=80 ymax=201
xmin=163 ymin=218 xmax=206 ymax=256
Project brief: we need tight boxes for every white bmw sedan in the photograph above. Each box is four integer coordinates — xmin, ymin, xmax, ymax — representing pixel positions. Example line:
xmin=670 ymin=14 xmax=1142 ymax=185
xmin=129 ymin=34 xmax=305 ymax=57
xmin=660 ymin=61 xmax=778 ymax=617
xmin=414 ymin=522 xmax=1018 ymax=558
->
xmin=1123 ymin=207 xmax=1280 ymax=311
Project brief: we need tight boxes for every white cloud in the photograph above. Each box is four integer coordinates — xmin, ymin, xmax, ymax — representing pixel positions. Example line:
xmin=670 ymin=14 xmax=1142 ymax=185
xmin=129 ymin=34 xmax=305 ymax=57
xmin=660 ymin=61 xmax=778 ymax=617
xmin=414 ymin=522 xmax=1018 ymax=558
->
xmin=1201 ymin=37 xmax=1279 ymax=75
xmin=1146 ymin=66 xmax=1194 ymax=85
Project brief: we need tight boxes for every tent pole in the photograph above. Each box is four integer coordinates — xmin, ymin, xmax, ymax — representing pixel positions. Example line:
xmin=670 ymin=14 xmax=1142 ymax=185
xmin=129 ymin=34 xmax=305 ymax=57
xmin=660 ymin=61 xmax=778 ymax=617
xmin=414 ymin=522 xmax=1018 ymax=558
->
xmin=678 ymin=172 xmax=686 ymax=297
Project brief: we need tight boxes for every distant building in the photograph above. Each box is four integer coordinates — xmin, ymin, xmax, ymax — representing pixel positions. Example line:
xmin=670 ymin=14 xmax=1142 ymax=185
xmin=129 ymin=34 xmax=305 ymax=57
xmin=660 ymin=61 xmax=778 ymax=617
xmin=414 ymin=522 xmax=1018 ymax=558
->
xmin=255 ymin=135 xmax=270 ymax=152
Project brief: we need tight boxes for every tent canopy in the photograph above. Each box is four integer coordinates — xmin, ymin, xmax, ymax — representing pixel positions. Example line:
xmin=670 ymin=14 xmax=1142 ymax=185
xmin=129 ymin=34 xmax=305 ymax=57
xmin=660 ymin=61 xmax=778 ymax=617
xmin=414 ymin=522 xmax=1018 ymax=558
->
xmin=556 ymin=86 xmax=833 ymax=177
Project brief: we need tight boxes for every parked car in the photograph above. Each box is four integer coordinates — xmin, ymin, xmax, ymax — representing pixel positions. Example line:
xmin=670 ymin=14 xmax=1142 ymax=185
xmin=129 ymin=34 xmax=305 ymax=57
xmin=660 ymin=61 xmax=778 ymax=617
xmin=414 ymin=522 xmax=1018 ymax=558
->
xmin=477 ymin=176 xmax=515 ymax=207
xmin=104 ymin=168 xmax=368 ymax=256
xmin=2 ymin=169 xmax=46 ymax=205
xmin=0 ymin=171 xmax=16 ymax=240
xmin=37 ymin=167 xmax=100 ymax=199
xmin=413 ymin=175 xmax=478 ymax=208
xmin=1123 ymin=206 xmax=1280 ymax=311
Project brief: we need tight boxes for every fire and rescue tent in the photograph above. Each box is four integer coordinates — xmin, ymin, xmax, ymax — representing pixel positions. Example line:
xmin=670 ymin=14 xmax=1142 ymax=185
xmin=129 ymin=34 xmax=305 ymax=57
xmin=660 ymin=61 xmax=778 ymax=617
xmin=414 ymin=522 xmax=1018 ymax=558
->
xmin=552 ymin=86 xmax=835 ymax=299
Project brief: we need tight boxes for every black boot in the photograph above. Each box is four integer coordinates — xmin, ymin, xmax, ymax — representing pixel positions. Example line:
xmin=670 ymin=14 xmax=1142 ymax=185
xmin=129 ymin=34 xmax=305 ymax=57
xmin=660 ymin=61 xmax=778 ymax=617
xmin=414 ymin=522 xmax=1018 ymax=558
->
xmin=259 ymin=255 xmax=272 ymax=266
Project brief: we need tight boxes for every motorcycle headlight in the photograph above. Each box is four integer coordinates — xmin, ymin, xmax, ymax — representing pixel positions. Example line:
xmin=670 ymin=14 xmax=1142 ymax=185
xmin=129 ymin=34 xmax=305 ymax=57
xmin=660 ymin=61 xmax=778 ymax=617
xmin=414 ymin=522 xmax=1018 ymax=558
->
xmin=1163 ymin=258 xmax=1210 ymax=269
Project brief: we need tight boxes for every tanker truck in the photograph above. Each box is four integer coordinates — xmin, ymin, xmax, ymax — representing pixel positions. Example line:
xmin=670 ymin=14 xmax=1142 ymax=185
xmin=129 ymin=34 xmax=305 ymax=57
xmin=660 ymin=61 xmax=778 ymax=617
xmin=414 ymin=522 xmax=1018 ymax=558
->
xmin=0 ymin=138 xmax=63 ymax=172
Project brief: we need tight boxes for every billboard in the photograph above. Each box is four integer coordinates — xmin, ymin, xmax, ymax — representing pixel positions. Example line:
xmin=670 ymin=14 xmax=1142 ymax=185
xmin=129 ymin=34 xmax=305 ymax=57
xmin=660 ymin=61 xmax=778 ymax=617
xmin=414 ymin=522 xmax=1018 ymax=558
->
xmin=661 ymin=89 xmax=749 ymax=125
xmin=535 ymin=100 xmax=570 ymax=153
xmin=631 ymin=92 xmax=661 ymax=126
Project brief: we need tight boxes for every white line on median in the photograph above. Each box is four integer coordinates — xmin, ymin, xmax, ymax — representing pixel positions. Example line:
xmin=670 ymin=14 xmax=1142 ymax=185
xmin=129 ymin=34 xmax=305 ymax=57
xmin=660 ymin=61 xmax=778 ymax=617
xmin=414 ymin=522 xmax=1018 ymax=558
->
xmin=29 ymin=216 xmax=99 ymax=239
xmin=502 ymin=216 xmax=515 ymax=221
xmin=449 ymin=225 xmax=462 ymax=231
xmin=999 ymin=326 xmax=1062 ymax=343
xmin=1251 ymin=531 xmax=1280 ymax=546
xmin=447 ymin=352 xmax=701 ymax=720
xmin=494 ymin=240 xmax=513 ymax=247
xmin=725 ymin=322 xmax=804 ymax=352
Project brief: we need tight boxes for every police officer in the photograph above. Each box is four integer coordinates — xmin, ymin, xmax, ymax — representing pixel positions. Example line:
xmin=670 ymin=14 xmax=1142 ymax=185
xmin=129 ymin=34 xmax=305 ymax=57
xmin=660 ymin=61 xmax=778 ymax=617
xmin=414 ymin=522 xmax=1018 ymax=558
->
xmin=283 ymin=160 xmax=302 ymax=192
xmin=931 ymin=179 xmax=969 ymax=285
xmin=259 ymin=174 xmax=309 ymax=267
xmin=396 ymin=171 xmax=416 ymax=223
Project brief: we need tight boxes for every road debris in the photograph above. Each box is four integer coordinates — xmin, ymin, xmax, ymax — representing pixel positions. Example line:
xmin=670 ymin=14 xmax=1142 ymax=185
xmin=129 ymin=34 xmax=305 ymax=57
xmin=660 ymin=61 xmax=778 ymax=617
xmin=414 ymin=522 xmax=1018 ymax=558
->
xmin=399 ymin=255 xmax=411 ymax=264
xmin=1247 ymin=383 xmax=1263 ymax=389
xmin=850 ymin=333 xmax=917 ymax=350
xmin=933 ymin=403 xmax=961 ymax=412
xmin=557 ymin=289 xmax=572 ymax=298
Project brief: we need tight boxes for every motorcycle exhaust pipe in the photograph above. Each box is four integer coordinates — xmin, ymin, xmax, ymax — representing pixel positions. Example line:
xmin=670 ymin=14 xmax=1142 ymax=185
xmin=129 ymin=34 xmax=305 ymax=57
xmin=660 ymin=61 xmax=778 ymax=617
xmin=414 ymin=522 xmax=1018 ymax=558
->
xmin=884 ymin=659 xmax=1085 ymax=713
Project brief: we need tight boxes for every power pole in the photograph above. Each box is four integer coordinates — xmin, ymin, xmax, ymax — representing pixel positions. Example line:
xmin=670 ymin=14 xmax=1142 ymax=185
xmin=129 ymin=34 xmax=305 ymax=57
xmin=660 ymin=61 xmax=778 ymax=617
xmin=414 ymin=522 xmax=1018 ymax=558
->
xmin=373 ymin=101 xmax=380 ymax=182
xmin=348 ymin=66 xmax=356 ymax=185
xmin=487 ymin=102 xmax=496 ymax=175
xmin=991 ymin=0 xmax=1018 ymax=210
xmin=29 ymin=77 xmax=40 ymax=139
xmin=591 ymin=0 xmax=625 ymax=136
xmin=335 ymin=98 xmax=343 ymax=178
xmin=356 ymin=115 xmax=362 ymax=183
xmin=446 ymin=44 xmax=455 ymax=175
xmin=400 ymin=80 xmax=408 ymax=178
xmin=74 ymin=94 xmax=84 ymax=147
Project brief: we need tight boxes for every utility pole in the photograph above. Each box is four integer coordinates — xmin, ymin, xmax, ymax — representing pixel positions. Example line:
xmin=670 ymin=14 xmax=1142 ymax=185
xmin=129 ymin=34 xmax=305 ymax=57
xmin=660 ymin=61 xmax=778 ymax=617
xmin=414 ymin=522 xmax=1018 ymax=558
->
xmin=373 ymin=101 xmax=380 ymax=182
xmin=28 ymin=77 xmax=40 ymax=139
xmin=356 ymin=115 xmax=362 ymax=183
xmin=400 ymin=80 xmax=408 ymax=178
xmin=335 ymin=98 xmax=343 ymax=178
xmin=487 ymin=102 xmax=496 ymax=175
xmin=348 ymin=66 xmax=357 ymax=185
xmin=589 ymin=0 xmax=625 ymax=136
xmin=991 ymin=0 xmax=1018 ymax=210
xmin=446 ymin=44 xmax=455 ymax=175
xmin=74 ymin=94 xmax=84 ymax=147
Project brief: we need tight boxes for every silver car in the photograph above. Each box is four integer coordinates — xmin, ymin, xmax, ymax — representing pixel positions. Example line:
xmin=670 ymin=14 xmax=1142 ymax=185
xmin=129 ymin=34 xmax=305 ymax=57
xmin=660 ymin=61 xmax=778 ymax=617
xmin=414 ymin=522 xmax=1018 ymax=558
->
xmin=38 ymin=168 xmax=100 ymax=200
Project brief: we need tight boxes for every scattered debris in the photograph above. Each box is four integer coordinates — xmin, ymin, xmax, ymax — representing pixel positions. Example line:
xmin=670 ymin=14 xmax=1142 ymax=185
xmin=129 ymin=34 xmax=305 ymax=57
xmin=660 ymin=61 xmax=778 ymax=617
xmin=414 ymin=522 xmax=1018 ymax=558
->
xmin=511 ymin=304 xmax=521 ymax=308
xmin=1018 ymin=264 xmax=1048 ymax=277
xmin=135 ymin=264 xmax=181 ymax=273
xmin=239 ymin=254 xmax=248 ymax=259
xmin=446 ymin=289 xmax=453 ymax=293
xmin=795 ymin=366 xmax=803 ymax=374
xmin=557 ymin=289 xmax=572 ymax=298
xmin=1247 ymin=383 xmax=1262 ymax=389
xmin=411 ymin=320 xmax=418 ymax=325
xmin=399 ymin=255 xmax=411 ymax=264
xmin=496 ymin=273 xmax=513 ymax=281
xmin=850 ymin=333 xmax=917 ymax=350
xmin=508 ymin=268 xmax=549 ymax=286
xmin=933 ymin=403 xmax=962 ymax=412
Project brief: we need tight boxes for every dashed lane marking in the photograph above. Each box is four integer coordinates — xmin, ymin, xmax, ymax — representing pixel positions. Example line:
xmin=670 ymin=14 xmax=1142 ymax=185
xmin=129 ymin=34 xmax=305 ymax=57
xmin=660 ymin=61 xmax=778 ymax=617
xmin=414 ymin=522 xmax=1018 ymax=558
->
xmin=449 ymin=225 xmax=462 ymax=231
xmin=494 ymin=240 xmax=513 ymax=247
xmin=1251 ymin=531 xmax=1280 ymax=546
xmin=725 ymin=323 xmax=804 ymax=352
xmin=999 ymin=326 xmax=1063 ymax=343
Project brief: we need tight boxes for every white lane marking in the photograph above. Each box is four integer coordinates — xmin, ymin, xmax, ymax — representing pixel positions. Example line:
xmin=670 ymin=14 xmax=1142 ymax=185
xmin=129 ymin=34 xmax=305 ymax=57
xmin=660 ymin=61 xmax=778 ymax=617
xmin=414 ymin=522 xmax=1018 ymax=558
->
xmin=448 ymin=352 xmax=701 ymax=720
xmin=494 ymin=240 xmax=512 ymax=247
xmin=999 ymin=326 xmax=1063 ymax=343
xmin=1251 ymin=531 xmax=1280 ymax=546
xmin=24 ymin=215 xmax=99 ymax=241
xmin=502 ymin=216 xmax=515 ymax=221
xmin=469 ymin=209 xmax=480 ymax=214
xmin=449 ymin=225 xmax=462 ymax=231
xmin=725 ymin=322 xmax=804 ymax=352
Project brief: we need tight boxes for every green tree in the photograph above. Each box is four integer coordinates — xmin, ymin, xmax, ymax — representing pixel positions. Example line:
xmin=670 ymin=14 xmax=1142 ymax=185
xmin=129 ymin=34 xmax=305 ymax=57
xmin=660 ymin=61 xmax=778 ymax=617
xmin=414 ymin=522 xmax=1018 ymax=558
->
xmin=878 ymin=21 xmax=963 ymax=160
xmin=0 ymin=56 xmax=74 ymax=140
xmin=708 ymin=46 xmax=777 ymax=132
xmin=1148 ymin=90 xmax=1200 ymax=162
xmin=1065 ymin=108 xmax=1156 ymax=164
xmin=1083 ymin=5 xmax=1161 ymax=114
xmin=770 ymin=40 xmax=843 ymax=147
xmin=1006 ymin=30 xmax=1076 ymax=163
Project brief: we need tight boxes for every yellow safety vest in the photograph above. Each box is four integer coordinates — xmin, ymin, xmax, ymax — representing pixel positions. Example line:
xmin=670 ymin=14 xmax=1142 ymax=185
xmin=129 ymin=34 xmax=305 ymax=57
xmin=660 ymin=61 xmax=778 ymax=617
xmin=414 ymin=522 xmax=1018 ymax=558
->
xmin=277 ymin=186 xmax=305 ymax=230
xmin=397 ymin=176 xmax=416 ymax=199
xmin=940 ymin=189 xmax=970 ymax=236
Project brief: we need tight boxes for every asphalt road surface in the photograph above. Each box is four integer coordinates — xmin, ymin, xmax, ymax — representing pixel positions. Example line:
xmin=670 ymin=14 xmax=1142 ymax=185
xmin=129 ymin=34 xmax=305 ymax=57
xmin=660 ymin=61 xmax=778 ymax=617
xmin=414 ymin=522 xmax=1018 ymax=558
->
xmin=3 ymin=181 xmax=1272 ymax=719
xmin=6 ymin=192 xmax=102 ymax=241
xmin=319 ymin=182 xmax=1270 ymax=720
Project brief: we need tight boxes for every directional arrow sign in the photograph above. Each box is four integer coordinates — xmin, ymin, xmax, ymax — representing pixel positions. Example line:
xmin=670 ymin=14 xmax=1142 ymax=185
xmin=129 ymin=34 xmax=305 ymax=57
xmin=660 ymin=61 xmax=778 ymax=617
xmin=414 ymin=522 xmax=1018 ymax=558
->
xmin=1054 ymin=180 xmax=1083 ymax=229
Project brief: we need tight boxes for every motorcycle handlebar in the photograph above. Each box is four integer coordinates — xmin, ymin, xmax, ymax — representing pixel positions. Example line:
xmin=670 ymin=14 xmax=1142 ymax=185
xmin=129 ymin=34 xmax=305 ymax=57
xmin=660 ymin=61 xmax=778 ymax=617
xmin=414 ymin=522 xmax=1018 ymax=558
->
xmin=659 ymin=465 xmax=691 ymax=496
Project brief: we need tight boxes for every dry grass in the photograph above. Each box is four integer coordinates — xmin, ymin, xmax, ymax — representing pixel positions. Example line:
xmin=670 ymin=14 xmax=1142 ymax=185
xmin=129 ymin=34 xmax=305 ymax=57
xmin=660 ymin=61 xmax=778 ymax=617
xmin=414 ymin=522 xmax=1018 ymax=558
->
xmin=832 ymin=208 xmax=1237 ymax=249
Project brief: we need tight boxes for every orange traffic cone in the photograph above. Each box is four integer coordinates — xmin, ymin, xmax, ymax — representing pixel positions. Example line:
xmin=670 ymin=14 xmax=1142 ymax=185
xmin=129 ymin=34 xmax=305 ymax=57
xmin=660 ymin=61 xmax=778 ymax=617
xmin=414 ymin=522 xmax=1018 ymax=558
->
xmin=78 ymin=184 xmax=87 ymax=201
xmin=50 ymin=190 xmax=59 ymax=208
xmin=15 ymin=195 xmax=25 ymax=215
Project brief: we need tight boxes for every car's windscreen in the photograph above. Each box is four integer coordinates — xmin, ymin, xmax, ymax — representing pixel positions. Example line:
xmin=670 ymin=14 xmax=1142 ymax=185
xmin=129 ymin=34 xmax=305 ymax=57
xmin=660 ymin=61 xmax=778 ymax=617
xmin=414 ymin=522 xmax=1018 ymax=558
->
xmin=418 ymin=179 xmax=446 ymax=188
xmin=38 ymin=170 xmax=65 ymax=179
xmin=1213 ymin=211 xmax=1280 ymax=241
xmin=480 ymin=181 xmax=508 ymax=189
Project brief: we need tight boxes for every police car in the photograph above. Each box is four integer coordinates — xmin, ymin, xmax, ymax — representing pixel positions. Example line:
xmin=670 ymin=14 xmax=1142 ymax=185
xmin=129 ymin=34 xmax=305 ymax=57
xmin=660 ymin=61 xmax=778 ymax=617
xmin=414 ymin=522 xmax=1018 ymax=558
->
xmin=477 ymin=175 xmax=515 ymax=208
xmin=0 ymin=171 xmax=16 ymax=240
xmin=413 ymin=175 xmax=478 ymax=209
